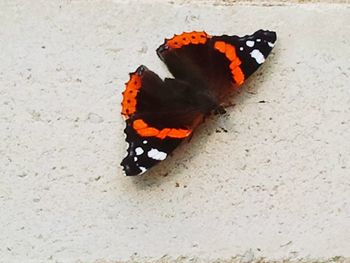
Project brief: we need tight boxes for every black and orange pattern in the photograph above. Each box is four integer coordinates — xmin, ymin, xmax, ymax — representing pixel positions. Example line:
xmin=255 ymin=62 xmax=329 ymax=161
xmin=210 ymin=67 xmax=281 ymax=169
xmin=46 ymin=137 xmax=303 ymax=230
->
xmin=121 ymin=30 xmax=277 ymax=175
xmin=121 ymin=70 xmax=142 ymax=118
xmin=165 ymin=31 xmax=211 ymax=49
xmin=213 ymin=41 xmax=245 ymax=85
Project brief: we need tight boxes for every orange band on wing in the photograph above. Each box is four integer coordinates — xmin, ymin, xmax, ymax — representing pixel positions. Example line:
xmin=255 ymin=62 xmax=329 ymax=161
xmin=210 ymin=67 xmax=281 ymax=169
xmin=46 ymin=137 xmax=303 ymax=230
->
xmin=121 ymin=72 xmax=142 ymax=118
xmin=214 ymin=41 xmax=245 ymax=85
xmin=133 ymin=119 xmax=191 ymax=139
xmin=166 ymin=31 xmax=211 ymax=49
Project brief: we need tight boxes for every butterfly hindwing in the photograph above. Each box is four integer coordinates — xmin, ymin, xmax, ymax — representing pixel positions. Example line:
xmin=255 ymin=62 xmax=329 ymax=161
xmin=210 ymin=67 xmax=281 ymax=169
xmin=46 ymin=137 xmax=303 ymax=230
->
xmin=157 ymin=32 xmax=234 ymax=102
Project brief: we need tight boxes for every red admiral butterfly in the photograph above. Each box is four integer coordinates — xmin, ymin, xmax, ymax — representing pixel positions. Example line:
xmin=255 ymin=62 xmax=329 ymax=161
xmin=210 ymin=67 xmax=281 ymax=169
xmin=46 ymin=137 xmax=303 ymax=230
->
xmin=121 ymin=30 xmax=277 ymax=176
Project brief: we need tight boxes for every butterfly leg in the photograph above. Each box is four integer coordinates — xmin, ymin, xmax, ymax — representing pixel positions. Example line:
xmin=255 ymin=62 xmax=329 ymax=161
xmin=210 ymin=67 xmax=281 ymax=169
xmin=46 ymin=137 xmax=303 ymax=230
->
xmin=214 ymin=101 xmax=236 ymax=115
xmin=214 ymin=105 xmax=227 ymax=115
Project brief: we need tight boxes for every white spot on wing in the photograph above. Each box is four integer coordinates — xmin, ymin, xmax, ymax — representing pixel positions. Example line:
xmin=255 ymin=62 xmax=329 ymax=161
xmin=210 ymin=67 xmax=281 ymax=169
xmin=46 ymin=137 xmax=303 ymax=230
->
xmin=257 ymin=38 xmax=261 ymax=42
xmin=139 ymin=166 xmax=147 ymax=174
xmin=143 ymin=140 xmax=147 ymax=144
xmin=268 ymin=42 xmax=275 ymax=47
xmin=135 ymin=147 xmax=144 ymax=155
xmin=250 ymin=49 xmax=265 ymax=64
xmin=134 ymin=157 xmax=138 ymax=161
xmin=147 ymin=148 xmax=167 ymax=161
xmin=246 ymin=40 xmax=254 ymax=47
xmin=239 ymin=47 xmax=243 ymax=51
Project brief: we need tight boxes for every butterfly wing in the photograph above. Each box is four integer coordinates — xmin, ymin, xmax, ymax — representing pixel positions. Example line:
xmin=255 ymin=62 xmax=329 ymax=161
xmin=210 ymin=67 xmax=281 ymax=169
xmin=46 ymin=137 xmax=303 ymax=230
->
xmin=121 ymin=118 xmax=184 ymax=176
xmin=211 ymin=29 xmax=277 ymax=81
xmin=121 ymin=66 xmax=204 ymax=176
xmin=157 ymin=31 xmax=234 ymax=103
xmin=157 ymin=30 xmax=277 ymax=101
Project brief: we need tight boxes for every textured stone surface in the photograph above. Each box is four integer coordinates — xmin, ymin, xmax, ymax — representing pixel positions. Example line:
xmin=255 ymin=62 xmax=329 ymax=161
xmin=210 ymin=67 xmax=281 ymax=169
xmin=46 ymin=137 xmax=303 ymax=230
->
xmin=0 ymin=1 xmax=349 ymax=262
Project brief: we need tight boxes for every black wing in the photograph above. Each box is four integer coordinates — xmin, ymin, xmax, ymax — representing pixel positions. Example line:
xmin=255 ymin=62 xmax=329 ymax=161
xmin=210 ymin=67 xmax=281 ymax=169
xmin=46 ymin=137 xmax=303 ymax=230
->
xmin=121 ymin=66 xmax=204 ymax=176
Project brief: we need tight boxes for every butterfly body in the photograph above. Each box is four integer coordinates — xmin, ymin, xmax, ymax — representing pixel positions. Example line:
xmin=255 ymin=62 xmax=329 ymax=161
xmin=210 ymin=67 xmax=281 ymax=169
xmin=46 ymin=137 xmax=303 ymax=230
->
xmin=121 ymin=30 xmax=277 ymax=176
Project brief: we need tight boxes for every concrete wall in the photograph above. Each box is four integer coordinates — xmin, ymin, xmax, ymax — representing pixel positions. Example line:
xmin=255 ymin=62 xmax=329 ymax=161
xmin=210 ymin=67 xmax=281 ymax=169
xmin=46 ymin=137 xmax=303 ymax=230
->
xmin=0 ymin=1 xmax=349 ymax=262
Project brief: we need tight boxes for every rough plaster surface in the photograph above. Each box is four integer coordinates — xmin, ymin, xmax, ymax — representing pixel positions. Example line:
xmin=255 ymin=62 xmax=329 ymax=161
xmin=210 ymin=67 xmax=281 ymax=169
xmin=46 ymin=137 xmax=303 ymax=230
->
xmin=0 ymin=1 xmax=349 ymax=262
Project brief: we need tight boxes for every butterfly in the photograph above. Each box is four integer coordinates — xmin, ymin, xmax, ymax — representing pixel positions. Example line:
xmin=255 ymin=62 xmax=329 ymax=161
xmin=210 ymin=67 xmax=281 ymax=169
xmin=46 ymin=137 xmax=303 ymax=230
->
xmin=121 ymin=30 xmax=277 ymax=175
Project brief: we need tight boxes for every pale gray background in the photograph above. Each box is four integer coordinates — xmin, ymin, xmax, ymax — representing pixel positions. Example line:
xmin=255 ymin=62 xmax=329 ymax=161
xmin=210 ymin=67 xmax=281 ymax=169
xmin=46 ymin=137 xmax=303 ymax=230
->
xmin=0 ymin=1 xmax=349 ymax=262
